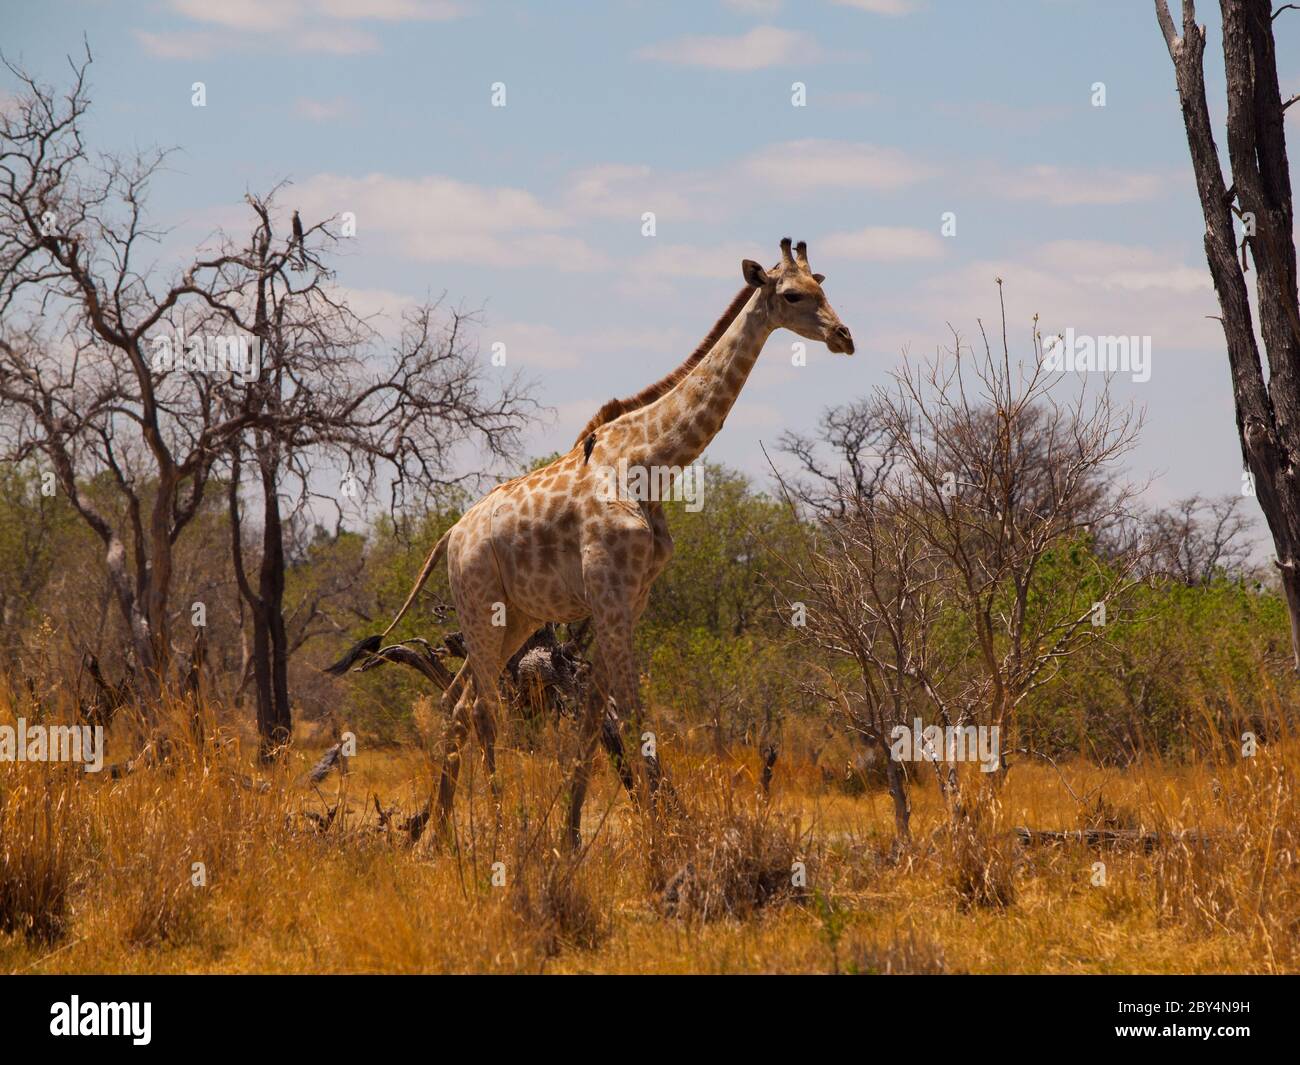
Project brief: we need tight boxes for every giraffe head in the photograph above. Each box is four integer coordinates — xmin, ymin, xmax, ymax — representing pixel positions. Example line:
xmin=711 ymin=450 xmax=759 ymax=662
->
xmin=742 ymin=238 xmax=854 ymax=354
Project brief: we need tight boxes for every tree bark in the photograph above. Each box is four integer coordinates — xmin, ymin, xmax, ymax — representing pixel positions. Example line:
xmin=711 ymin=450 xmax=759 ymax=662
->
xmin=1157 ymin=0 xmax=1300 ymax=668
xmin=228 ymin=450 xmax=290 ymax=762
xmin=882 ymin=739 xmax=912 ymax=842
xmin=259 ymin=449 xmax=292 ymax=753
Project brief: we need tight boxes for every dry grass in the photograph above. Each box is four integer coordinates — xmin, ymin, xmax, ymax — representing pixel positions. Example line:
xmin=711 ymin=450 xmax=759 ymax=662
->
xmin=1 ymin=691 xmax=1298 ymax=974
xmin=947 ymin=789 xmax=1017 ymax=912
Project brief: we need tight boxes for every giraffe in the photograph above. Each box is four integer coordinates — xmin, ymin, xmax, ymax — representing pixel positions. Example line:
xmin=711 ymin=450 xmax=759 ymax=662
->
xmin=364 ymin=238 xmax=854 ymax=845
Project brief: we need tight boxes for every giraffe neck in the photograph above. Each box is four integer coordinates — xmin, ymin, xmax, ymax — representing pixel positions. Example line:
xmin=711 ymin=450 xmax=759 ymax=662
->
xmin=622 ymin=288 xmax=774 ymax=471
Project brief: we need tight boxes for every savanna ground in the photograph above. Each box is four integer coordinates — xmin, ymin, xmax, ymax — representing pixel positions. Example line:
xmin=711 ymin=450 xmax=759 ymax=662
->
xmin=3 ymin=689 xmax=1295 ymax=975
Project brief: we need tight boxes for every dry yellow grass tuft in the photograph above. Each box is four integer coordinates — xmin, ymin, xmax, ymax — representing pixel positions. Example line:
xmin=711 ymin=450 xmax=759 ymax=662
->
xmin=0 ymin=690 xmax=1297 ymax=974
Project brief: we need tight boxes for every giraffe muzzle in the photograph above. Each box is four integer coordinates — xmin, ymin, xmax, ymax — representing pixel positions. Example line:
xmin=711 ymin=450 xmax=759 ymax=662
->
xmin=828 ymin=324 xmax=855 ymax=355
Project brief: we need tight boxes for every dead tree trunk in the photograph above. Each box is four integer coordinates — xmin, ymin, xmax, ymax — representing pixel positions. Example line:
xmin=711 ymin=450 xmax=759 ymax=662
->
xmin=258 ymin=445 xmax=293 ymax=754
xmin=882 ymin=740 xmax=912 ymax=842
xmin=1156 ymin=0 xmax=1300 ymax=668
xmin=229 ymin=450 xmax=290 ymax=762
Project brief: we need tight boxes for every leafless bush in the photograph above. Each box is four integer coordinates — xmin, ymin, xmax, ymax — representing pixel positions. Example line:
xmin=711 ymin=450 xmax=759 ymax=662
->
xmin=780 ymin=285 xmax=1149 ymax=828
xmin=777 ymin=496 xmax=941 ymax=842
xmin=656 ymin=769 xmax=807 ymax=921
xmin=509 ymin=851 xmax=608 ymax=958
xmin=1140 ymin=495 xmax=1256 ymax=584
xmin=947 ymin=794 xmax=1017 ymax=911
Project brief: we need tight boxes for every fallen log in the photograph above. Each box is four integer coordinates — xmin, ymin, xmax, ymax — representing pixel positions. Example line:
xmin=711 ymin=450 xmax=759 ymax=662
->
xmin=1013 ymin=827 xmax=1223 ymax=852
xmin=353 ymin=638 xmax=458 ymax=690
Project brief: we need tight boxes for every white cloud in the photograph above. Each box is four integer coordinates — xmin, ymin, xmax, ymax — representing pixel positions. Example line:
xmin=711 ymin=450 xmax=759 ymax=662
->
xmin=136 ymin=26 xmax=380 ymax=57
xmin=819 ymin=225 xmax=945 ymax=261
xmin=487 ymin=322 xmax=582 ymax=370
xmin=169 ymin=0 xmax=286 ymax=31
xmin=994 ymin=164 xmax=1165 ymax=206
xmin=612 ymin=241 xmax=768 ymax=300
xmin=325 ymin=285 xmax=419 ymax=327
xmin=741 ymin=139 xmax=936 ymax=192
xmin=725 ymin=401 xmax=785 ymax=429
xmin=832 ymin=0 xmax=921 ymax=14
xmin=320 ymin=0 xmax=465 ymax=20
xmin=636 ymin=25 xmax=818 ymax=71
xmin=722 ymin=0 xmax=784 ymax=13
xmin=294 ymin=27 xmax=383 ymax=53
xmin=294 ymin=173 xmax=606 ymax=270
xmin=134 ymin=31 xmax=222 ymax=59
xmin=487 ymin=322 xmax=680 ymax=372
xmin=565 ymin=164 xmax=711 ymax=221
xmin=1038 ymin=240 xmax=1211 ymax=294
xmin=565 ymin=140 xmax=936 ymax=238
xmin=141 ymin=0 xmax=463 ymax=57
xmin=293 ymin=96 xmax=357 ymax=122
xmin=628 ymin=241 xmax=764 ymax=281
xmin=869 ymin=240 xmax=1218 ymax=358
xmin=167 ymin=0 xmax=465 ymax=30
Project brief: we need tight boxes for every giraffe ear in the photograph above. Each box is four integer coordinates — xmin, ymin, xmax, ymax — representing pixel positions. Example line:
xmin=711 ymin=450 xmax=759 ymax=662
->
xmin=813 ymin=273 xmax=825 ymax=284
xmin=742 ymin=259 xmax=770 ymax=286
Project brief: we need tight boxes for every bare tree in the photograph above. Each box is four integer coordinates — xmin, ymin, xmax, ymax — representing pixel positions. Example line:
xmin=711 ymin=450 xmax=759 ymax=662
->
xmin=776 ymin=397 xmax=902 ymax=519
xmin=0 ymin=52 xmax=537 ymax=745
xmin=879 ymin=304 xmax=1147 ymax=784
xmin=775 ymin=291 xmax=1149 ymax=823
xmin=779 ymin=491 xmax=947 ymax=841
xmin=1143 ymin=494 xmax=1256 ymax=584
xmin=0 ymin=50 xmax=264 ymax=688
xmin=185 ymin=190 xmax=533 ymax=757
xmin=1155 ymin=0 xmax=1300 ymax=667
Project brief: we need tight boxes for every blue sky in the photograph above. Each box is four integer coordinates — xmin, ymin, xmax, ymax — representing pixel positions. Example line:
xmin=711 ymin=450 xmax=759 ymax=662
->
xmin=6 ymin=0 xmax=1296 ymax=513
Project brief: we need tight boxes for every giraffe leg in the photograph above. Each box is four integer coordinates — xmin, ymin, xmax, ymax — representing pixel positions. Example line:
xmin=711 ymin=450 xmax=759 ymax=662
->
xmin=565 ymin=611 xmax=666 ymax=846
xmin=597 ymin=698 xmax=637 ymax=799
xmin=608 ymin=614 xmax=652 ymax=765
xmin=434 ymin=672 xmax=474 ymax=836
xmin=565 ymin=650 xmax=617 ymax=849
xmin=471 ymin=615 xmax=537 ymax=781
xmin=441 ymin=609 xmax=536 ymax=830
xmin=598 ymin=614 xmax=681 ymax=817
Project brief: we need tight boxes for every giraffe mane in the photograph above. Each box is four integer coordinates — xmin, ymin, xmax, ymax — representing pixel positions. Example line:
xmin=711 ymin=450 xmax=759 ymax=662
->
xmin=572 ymin=284 xmax=756 ymax=447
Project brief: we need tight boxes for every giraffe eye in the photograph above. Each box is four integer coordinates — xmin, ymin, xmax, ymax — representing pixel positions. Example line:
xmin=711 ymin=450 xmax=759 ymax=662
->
xmin=782 ymin=292 xmax=803 ymax=304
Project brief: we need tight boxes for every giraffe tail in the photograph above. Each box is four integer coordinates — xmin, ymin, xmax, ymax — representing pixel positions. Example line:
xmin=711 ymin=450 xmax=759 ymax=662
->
xmin=382 ymin=526 xmax=454 ymax=638
xmin=322 ymin=526 xmax=454 ymax=677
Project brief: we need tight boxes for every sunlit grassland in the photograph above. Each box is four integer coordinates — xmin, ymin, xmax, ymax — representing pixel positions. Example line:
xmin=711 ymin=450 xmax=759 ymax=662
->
xmin=1 ymin=690 xmax=1295 ymax=975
